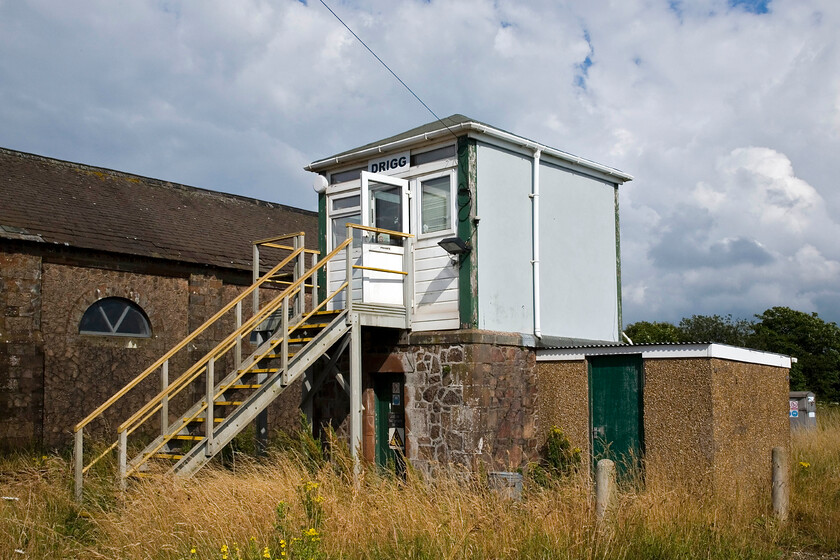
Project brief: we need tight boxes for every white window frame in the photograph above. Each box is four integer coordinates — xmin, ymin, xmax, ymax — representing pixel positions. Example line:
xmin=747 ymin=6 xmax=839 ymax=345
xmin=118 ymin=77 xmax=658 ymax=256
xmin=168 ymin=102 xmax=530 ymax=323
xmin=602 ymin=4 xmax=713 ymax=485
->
xmin=414 ymin=169 xmax=457 ymax=240
xmin=327 ymin=190 xmax=362 ymax=251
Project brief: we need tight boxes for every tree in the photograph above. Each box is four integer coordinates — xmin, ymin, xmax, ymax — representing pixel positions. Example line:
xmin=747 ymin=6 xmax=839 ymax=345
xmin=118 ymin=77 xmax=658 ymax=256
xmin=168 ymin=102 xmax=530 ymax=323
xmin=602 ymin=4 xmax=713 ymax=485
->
xmin=678 ymin=314 xmax=753 ymax=347
xmin=750 ymin=307 xmax=840 ymax=402
xmin=623 ymin=321 xmax=684 ymax=344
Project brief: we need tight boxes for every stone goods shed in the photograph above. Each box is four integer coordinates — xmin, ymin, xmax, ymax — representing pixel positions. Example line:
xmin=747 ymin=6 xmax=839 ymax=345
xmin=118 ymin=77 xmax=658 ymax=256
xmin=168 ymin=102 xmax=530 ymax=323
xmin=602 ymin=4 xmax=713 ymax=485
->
xmin=537 ymin=342 xmax=791 ymax=504
xmin=0 ymin=147 xmax=317 ymax=449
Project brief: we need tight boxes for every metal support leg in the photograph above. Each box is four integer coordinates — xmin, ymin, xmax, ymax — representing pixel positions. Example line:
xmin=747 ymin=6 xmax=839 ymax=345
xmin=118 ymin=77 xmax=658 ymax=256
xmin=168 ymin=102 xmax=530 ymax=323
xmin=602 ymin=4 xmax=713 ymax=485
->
xmin=234 ymin=302 xmax=242 ymax=371
xmin=160 ymin=360 xmax=169 ymax=436
xmin=206 ymin=358 xmax=215 ymax=457
xmin=118 ymin=431 xmax=127 ymax=490
xmin=349 ymin=312 xmax=362 ymax=476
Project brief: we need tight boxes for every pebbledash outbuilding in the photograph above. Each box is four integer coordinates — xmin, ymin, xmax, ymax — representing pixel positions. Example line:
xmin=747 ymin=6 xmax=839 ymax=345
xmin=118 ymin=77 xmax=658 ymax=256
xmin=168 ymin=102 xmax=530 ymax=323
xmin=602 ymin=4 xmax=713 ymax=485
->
xmin=71 ymin=115 xmax=792 ymax=505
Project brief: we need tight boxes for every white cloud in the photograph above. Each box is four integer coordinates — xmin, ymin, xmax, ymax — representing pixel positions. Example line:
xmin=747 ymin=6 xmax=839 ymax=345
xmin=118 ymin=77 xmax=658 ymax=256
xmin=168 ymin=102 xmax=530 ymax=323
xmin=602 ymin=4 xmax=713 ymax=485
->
xmin=1 ymin=0 xmax=839 ymax=322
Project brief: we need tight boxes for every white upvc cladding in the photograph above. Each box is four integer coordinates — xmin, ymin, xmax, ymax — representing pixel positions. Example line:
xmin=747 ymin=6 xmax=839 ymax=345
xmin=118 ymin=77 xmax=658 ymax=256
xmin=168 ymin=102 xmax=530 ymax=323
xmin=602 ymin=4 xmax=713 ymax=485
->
xmin=324 ymin=148 xmax=460 ymax=331
xmin=539 ymin=160 xmax=619 ymax=342
xmin=474 ymin=141 xmax=619 ymax=341
xmin=475 ymin=143 xmax=534 ymax=334
xmin=412 ymin=168 xmax=459 ymax=331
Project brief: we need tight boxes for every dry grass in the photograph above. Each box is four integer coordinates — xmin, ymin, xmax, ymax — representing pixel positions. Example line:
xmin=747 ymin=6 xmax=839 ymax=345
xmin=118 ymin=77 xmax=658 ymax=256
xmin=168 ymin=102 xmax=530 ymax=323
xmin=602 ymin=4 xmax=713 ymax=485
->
xmin=2 ymin=410 xmax=839 ymax=560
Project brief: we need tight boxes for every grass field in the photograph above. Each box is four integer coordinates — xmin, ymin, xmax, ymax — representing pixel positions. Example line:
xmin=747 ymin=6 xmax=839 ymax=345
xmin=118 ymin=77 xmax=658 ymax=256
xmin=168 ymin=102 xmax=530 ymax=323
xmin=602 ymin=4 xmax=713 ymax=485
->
xmin=1 ymin=407 xmax=838 ymax=560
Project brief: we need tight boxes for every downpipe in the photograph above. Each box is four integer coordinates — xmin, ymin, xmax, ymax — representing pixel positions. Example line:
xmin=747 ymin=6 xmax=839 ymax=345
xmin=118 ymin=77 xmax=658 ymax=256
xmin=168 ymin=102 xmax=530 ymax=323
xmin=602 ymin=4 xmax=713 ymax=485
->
xmin=531 ymin=149 xmax=542 ymax=339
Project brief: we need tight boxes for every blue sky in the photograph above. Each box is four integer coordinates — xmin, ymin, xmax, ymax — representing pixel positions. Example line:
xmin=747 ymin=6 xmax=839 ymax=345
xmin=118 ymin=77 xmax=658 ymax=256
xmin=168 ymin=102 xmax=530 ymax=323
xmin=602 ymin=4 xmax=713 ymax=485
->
xmin=1 ymin=0 xmax=838 ymax=326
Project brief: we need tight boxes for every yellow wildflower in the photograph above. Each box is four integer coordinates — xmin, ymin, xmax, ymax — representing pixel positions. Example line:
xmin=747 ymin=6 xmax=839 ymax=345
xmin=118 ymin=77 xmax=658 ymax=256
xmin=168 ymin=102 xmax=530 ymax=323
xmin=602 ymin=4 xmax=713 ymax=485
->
xmin=190 ymin=547 xmax=197 ymax=555
xmin=263 ymin=546 xmax=272 ymax=558
xmin=799 ymin=461 xmax=811 ymax=468
xmin=220 ymin=544 xmax=228 ymax=553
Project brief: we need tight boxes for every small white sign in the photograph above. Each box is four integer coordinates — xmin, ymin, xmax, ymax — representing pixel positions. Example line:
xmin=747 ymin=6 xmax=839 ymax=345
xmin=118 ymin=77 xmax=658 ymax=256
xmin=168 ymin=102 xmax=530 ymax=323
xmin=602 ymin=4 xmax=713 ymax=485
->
xmin=369 ymin=151 xmax=410 ymax=175
xmin=790 ymin=401 xmax=799 ymax=411
xmin=790 ymin=410 xmax=799 ymax=418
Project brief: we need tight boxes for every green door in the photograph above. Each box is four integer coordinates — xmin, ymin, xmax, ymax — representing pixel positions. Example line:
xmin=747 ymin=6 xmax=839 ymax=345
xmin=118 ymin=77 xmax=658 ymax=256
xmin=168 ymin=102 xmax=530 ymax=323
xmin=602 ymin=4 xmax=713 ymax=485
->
xmin=588 ymin=354 xmax=643 ymax=474
xmin=374 ymin=374 xmax=406 ymax=474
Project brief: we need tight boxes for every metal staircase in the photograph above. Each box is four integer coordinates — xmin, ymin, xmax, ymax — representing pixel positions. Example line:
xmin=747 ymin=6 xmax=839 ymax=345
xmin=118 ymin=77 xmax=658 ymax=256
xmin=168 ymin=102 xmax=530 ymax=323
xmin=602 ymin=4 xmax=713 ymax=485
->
xmin=72 ymin=226 xmax=414 ymax=500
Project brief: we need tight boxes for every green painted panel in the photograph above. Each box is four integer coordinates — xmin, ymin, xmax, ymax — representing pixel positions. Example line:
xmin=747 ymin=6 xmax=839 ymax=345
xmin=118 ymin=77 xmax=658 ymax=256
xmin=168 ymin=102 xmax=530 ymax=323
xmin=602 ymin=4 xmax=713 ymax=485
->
xmin=457 ymin=136 xmax=478 ymax=328
xmin=374 ymin=374 xmax=406 ymax=474
xmin=589 ymin=354 xmax=643 ymax=473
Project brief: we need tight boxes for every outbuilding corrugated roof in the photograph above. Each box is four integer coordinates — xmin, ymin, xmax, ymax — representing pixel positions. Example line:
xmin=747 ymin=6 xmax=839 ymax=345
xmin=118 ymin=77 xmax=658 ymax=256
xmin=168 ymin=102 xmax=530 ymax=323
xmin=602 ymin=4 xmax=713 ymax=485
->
xmin=0 ymin=147 xmax=317 ymax=271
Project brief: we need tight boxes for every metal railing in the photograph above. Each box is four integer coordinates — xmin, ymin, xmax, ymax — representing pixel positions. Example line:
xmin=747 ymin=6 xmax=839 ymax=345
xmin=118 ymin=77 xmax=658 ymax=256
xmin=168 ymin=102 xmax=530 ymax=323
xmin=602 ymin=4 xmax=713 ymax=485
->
xmin=73 ymin=226 xmax=414 ymax=499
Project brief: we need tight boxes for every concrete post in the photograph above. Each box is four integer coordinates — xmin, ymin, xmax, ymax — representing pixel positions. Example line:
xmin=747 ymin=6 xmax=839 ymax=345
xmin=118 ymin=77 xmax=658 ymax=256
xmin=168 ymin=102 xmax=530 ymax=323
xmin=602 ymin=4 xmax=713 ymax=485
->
xmin=595 ymin=459 xmax=616 ymax=521
xmin=74 ymin=429 xmax=84 ymax=502
xmin=772 ymin=446 xmax=789 ymax=522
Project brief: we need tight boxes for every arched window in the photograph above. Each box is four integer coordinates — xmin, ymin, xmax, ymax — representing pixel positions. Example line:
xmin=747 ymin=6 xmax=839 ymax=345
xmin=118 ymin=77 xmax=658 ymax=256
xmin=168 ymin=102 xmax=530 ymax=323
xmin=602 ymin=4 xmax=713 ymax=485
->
xmin=79 ymin=297 xmax=151 ymax=337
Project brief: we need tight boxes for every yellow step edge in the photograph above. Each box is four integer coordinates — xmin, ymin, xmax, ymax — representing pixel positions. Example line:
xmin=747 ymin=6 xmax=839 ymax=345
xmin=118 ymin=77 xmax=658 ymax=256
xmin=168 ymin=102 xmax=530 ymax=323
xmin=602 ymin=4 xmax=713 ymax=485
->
xmin=189 ymin=417 xmax=225 ymax=423
xmin=131 ymin=472 xmax=163 ymax=479
xmin=154 ymin=453 xmax=184 ymax=460
xmin=246 ymin=368 xmax=278 ymax=374
xmin=214 ymin=401 xmax=243 ymax=406
xmin=288 ymin=338 xmax=313 ymax=344
xmin=225 ymin=384 xmax=262 ymax=390
xmin=171 ymin=435 xmax=203 ymax=441
xmin=293 ymin=322 xmax=329 ymax=329
xmin=266 ymin=354 xmax=296 ymax=359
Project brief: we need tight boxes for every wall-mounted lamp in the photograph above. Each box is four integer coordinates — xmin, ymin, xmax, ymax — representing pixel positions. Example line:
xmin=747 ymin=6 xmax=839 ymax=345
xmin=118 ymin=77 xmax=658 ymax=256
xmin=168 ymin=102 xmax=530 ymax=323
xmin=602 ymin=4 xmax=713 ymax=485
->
xmin=438 ymin=237 xmax=471 ymax=255
xmin=312 ymin=174 xmax=328 ymax=194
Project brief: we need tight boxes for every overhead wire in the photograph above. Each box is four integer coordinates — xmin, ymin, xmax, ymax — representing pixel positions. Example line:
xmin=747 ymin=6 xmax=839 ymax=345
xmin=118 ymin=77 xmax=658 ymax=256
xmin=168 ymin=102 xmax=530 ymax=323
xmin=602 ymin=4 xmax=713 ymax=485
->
xmin=318 ymin=0 xmax=458 ymax=139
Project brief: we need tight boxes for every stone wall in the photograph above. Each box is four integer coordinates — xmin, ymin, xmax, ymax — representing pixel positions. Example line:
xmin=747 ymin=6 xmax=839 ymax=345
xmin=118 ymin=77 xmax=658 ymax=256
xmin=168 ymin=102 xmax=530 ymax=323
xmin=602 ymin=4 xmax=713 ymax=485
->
xmin=1 ymin=244 xmax=304 ymax=450
xmin=0 ymin=252 xmax=44 ymax=450
xmin=307 ymin=329 xmax=540 ymax=474
xmin=404 ymin=331 xmax=539 ymax=473
xmin=40 ymin=263 xmax=190 ymax=447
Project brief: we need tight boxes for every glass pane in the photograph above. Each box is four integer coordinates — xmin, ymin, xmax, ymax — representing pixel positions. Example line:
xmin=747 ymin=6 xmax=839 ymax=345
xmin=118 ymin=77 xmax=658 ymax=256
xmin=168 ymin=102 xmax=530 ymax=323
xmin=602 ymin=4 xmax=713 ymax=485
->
xmin=332 ymin=195 xmax=360 ymax=211
xmin=79 ymin=298 xmax=151 ymax=337
xmin=79 ymin=304 xmax=112 ymax=333
xmin=411 ymin=145 xmax=457 ymax=167
xmin=329 ymin=167 xmax=365 ymax=185
xmin=421 ymin=175 xmax=451 ymax=234
xmin=332 ymin=213 xmax=361 ymax=248
xmin=370 ymin=185 xmax=402 ymax=231
xmin=118 ymin=308 xmax=151 ymax=336
xmin=99 ymin=298 xmax=127 ymax=326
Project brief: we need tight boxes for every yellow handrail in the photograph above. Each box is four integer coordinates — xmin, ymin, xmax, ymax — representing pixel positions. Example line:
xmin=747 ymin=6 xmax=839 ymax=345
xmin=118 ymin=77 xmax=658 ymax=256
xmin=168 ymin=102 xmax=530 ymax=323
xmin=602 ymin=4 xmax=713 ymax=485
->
xmin=349 ymin=223 xmax=414 ymax=238
xmin=74 ymin=248 xmax=304 ymax=433
xmin=252 ymin=232 xmax=306 ymax=245
xmin=258 ymin=242 xmax=320 ymax=255
xmin=117 ymin=238 xmax=351 ymax=434
xmin=126 ymin=280 xmax=350 ymax=478
xmin=352 ymin=265 xmax=408 ymax=276
xmin=117 ymin=282 xmax=302 ymax=433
